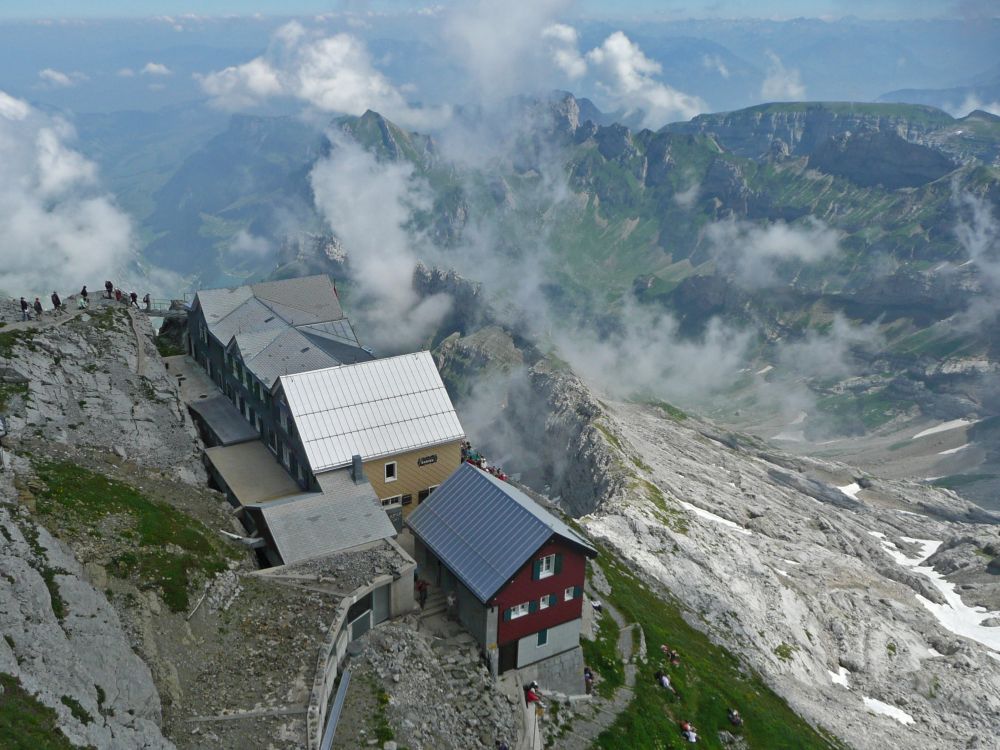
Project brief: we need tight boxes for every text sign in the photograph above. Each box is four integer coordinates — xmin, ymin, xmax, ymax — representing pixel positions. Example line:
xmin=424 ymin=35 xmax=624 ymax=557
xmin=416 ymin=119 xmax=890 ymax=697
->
xmin=417 ymin=454 xmax=438 ymax=467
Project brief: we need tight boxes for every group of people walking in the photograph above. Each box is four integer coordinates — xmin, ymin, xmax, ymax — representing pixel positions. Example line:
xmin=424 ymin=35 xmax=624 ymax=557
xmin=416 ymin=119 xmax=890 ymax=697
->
xmin=15 ymin=282 xmax=151 ymax=321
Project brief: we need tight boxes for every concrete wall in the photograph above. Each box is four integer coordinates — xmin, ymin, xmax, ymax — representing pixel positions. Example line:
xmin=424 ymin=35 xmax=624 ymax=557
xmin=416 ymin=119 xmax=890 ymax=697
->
xmin=515 ymin=618 xmax=581 ymax=669
xmin=364 ymin=441 xmax=463 ymax=511
xmin=515 ymin=643 xmax=585 ymax=698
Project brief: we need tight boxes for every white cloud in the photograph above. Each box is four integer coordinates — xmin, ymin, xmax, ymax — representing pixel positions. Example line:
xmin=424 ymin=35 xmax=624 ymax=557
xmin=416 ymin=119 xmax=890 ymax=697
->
xmin=226 ymin=229 xmax=272 ymax=259
xmin=761 ymin=51 xmax=805 ymax=100
xmin=141 ymin=62 xmax=172 ymax=76
xmin=0 ymin=91 xmax=135 ymax=298
xmin=197 ymin=22 xmax=446 ymax=129
xmin=116 ymin=67 xmax=135 ymax=78
xmin=954 ymin=93 xmax=1000 ymax=117
xmin=309 ymin=133 xmax=451 ymax=351
xmin=585 ymin=31 xmax=706 ymax=128
xmin=543 ymin=24 xmax=586 ymax=80
xmin=38 ymin=68 xmax=87 ymax=87
xmin=445 ymin=0 xmax=571 ymax=102
xmin=701 ymin=54 xmax=730 ymax=79
xmin=706 ymin=216 xmax=841 ymax=288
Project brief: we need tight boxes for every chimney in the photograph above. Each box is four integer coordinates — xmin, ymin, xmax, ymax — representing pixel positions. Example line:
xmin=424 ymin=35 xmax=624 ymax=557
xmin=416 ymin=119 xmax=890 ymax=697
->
xmin=351 ymin=454 xmax=365 ymax=484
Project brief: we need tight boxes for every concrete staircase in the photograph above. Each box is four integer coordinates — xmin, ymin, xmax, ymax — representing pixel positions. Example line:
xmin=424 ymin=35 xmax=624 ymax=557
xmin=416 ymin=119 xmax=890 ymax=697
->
xmin=419 ymin=588 xmax=448 ymax=620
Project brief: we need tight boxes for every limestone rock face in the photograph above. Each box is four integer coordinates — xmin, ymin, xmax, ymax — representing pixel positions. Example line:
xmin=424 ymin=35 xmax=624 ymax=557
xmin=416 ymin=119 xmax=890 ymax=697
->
xmin=807 ymin=130 xmax=956 ymax=189
xmin=0 ymin=505 xmax=174 ymax=749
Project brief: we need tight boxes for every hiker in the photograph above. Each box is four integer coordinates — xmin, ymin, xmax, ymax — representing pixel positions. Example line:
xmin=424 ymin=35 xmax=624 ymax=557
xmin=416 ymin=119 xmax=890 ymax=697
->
xmin=680 ymin=721 xmax=698 ymax=743
xmin=114 ymin=288 xmax=122 ymax=303
xmin=80 ymin=285 xmax=89 ymax=305
xmin=728 ymin=709 xmax=743 ymax=727
xmin=33 ymin=298 xmax=43 ymax=319
xmin=142 ymin=292 xmax=151 ymax=311
xmin=19 ymin=297 xmax=29 ymax=321
xmin=416 ymin=579 xmax=428 ymax=608
xmin=129 ymin=291 xmax=139 ymax=308
xmin=105 ymin=280 xmax=113 ymax=299
xmin=584 ymin=666 xmax=594 ymax=695
xmin=591 ymin=599 xmax=603 ymax=613
xmin=51 ymin=291 xmax=62 ymax=311
xmin=77 ymin=295 xmax=87 ymax=309
xmin=661 ymin=644 xmax=681 ymax=665
xmin=525 ymin=682 xmax=545 ymax=708
xmin=655 ymin=670 xmax=676 ymax=694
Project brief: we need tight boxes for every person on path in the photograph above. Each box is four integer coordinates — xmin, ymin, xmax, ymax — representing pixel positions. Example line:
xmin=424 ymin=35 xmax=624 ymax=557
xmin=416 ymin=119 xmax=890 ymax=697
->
xmin=114 ymin=288 xmax=122 ymax=303
xmin=584 ymin=666 xmax=594 ymax=695
xmin=19 ymin=297 xmax=29 ymax=321
xmin=142 ymin=293 xmax=151 ymax=312
xmin=105 ymin=280 xmax=113 ymax=299
xmin=50 ymin=291 xmax=61 ymax=311
xmin=129 ymin=291 xmax=139 ymax=308
xmin=33 ymin=298 xmax=42 ymax=319
xmin=77 ymin=296 xmax=87 ymax=309
xmin=80 ymin=286 xmax=89 ymax=306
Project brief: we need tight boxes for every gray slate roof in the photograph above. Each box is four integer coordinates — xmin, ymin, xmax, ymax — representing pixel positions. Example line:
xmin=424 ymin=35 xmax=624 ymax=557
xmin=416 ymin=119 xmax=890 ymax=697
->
xmin=188 ymin=395 xmax=259 ymax=446
xmin=192 ymin=275 xmax=371 ymax=388
xmin=406 ymin=463 xmax=597 ymax=603
xmin=247 ymin=469 xmax=395 ymax=565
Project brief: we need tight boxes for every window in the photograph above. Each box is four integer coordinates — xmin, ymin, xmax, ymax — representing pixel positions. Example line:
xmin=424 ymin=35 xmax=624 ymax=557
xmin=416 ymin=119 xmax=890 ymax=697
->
xmin=381 ymin=495 xmax=402 ymax=508
xmin=537 ymin=629 xmax=548 ymax=647
xmin=538 ymin=554 xmax=555 ymax=579
xmin=564 ymin=587 xmax=574 ymax=602
xmin=539 ymin=594 xmax=553 ymax=610
xmin=384 ymin=462 xmax=397 ymax=482
xmin=417 ymin=489 xmax=429 ymax=504
xmin=401 ymin=494 xmax=413 ymax=506
xmin=509 ymin=603 xmax=529 ymax=620
xmin=279 ymin=408 xmax=288 ymax=431
xmin=427 ymin=484 xmax=439 ymax=495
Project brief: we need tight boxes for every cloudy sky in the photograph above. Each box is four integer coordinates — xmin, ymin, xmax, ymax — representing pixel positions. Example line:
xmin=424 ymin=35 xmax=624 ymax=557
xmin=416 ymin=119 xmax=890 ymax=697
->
xmin=0 ymin=0 xmax=990 ymax=20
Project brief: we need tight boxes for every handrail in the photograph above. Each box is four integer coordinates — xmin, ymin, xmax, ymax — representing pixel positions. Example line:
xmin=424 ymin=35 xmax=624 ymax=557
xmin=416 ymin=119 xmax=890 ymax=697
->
xmin=319 ymin=669 xmax=351 ymax=750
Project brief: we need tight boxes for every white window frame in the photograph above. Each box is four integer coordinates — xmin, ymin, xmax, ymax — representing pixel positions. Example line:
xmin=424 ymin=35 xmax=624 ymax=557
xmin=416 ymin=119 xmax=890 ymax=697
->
xmin=384 ymin=461 xmax=398 ymax=483
xmin=564 ymin=586 xmax=574 ymax=602
xmin=381 ymin=495 xmax=402 ymax=508
xmin=427 ymin=484 xmax=439 ymax=494
xmin=539 ymin=594 xmax=552 ymax=610
xmin=509 ymin=602 xmax=529 ymax=620
xmin=539 ymin=554 xmax=556 ymax=579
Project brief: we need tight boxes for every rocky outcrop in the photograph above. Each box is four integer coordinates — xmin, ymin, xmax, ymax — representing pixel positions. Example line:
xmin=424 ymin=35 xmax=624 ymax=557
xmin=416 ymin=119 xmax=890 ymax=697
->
xmin=666 ymin=102 xmax=955 ymax=160
xmin=1 ymin=307 xmax=203 ymax=480
xmin=579 ymin=399 xmax=1000 ymax=750
xmin=0 ymin=503 xmax=174 ymax=748
xmin=808 ymin=130 xmax=956 ymax=189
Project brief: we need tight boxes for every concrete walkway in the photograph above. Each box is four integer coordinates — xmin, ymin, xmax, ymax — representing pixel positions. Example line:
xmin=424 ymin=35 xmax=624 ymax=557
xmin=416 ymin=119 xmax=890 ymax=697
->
xmin=549 ymin=575 xmax=642 ymax=749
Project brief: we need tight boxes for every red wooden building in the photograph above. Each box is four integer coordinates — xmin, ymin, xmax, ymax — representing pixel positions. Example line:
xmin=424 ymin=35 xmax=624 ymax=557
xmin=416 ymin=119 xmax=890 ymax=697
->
xmin=406 ymin=462 xmax=597 ymax=674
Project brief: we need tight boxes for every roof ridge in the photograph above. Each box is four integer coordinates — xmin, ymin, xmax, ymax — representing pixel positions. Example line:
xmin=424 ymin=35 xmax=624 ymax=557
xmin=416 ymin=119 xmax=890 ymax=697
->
xmin=289 ymin=384 xmax=450 ymax=418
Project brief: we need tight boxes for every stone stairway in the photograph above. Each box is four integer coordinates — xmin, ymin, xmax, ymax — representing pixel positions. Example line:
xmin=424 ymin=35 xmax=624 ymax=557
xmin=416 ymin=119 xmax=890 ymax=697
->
xmin=419 ymin=588 xmax=448 ymax=620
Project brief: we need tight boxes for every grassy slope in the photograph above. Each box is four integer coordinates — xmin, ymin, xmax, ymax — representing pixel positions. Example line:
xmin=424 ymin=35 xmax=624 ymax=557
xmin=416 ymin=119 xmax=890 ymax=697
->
xmin=32 ymin=461 xmax=235 ymax=612
xmin=0 ymin=673 xmax=81 ymax=750
xmin=586 ymin=544 xmax=846 ymax=750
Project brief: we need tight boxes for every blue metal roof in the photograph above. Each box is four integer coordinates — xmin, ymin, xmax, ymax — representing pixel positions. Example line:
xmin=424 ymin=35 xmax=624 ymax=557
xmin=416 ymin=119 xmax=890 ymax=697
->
xmin=406 ymin=463 xmax=596 ymax=603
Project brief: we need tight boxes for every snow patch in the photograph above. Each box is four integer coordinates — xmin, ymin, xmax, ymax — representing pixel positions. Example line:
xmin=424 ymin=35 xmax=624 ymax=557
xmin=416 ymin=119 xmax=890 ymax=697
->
xmin=926 ymin=647 xmax=941 ymax=657
xmin=838 ymin=482 xmax=861 ymax=499
xmin=937 ymin=444 xmax=969 ymax=456
xmin=828 ymin=666 xmax=850 ymax=688
xmin=679 ymin=501 xmax=752 ymax=535
xmin=911 ymin=419 xmax=977 ymax=440
xmin=875 ymin=534 xmax=1000 ymax=654
xmin=862 ymin=696 xmax=914 ymax=725
xmin=756 ymin=364 xmax=774 ymax=375
xmin=775 ymin=569 xmax=789 ymax=577
xmin=781 ymin=558 xmax=800 ymax=565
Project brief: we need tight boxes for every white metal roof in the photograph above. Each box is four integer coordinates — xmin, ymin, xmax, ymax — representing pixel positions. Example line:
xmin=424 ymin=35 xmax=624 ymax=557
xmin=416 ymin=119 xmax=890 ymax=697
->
xmin=279 ymin=351 xmax=465 ymax=473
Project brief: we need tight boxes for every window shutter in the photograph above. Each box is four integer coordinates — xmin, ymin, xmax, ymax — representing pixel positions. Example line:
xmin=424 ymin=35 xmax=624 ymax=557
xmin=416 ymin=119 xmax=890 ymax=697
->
xmin=574 ymin=586 xmax=583 ymax=599
xmin=554 ymin=553 xmax=563 ymax=575
xmin=504 ymin=608 xmax=512 ymax=622
xmin=529 ymin=600 xmax=538 ymax=614
xmin=532 ymin=560 xmax=542 ymax=581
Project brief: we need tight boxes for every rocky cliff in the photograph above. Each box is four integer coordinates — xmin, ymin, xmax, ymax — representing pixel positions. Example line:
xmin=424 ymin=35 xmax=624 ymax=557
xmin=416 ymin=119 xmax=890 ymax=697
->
xmin=436 ymin=325 xmax=1000 ymax=750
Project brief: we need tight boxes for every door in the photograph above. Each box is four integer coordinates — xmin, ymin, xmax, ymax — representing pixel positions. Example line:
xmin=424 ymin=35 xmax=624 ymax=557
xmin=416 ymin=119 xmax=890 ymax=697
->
xmin=498 ymin=641 xmax=518 ymax=674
